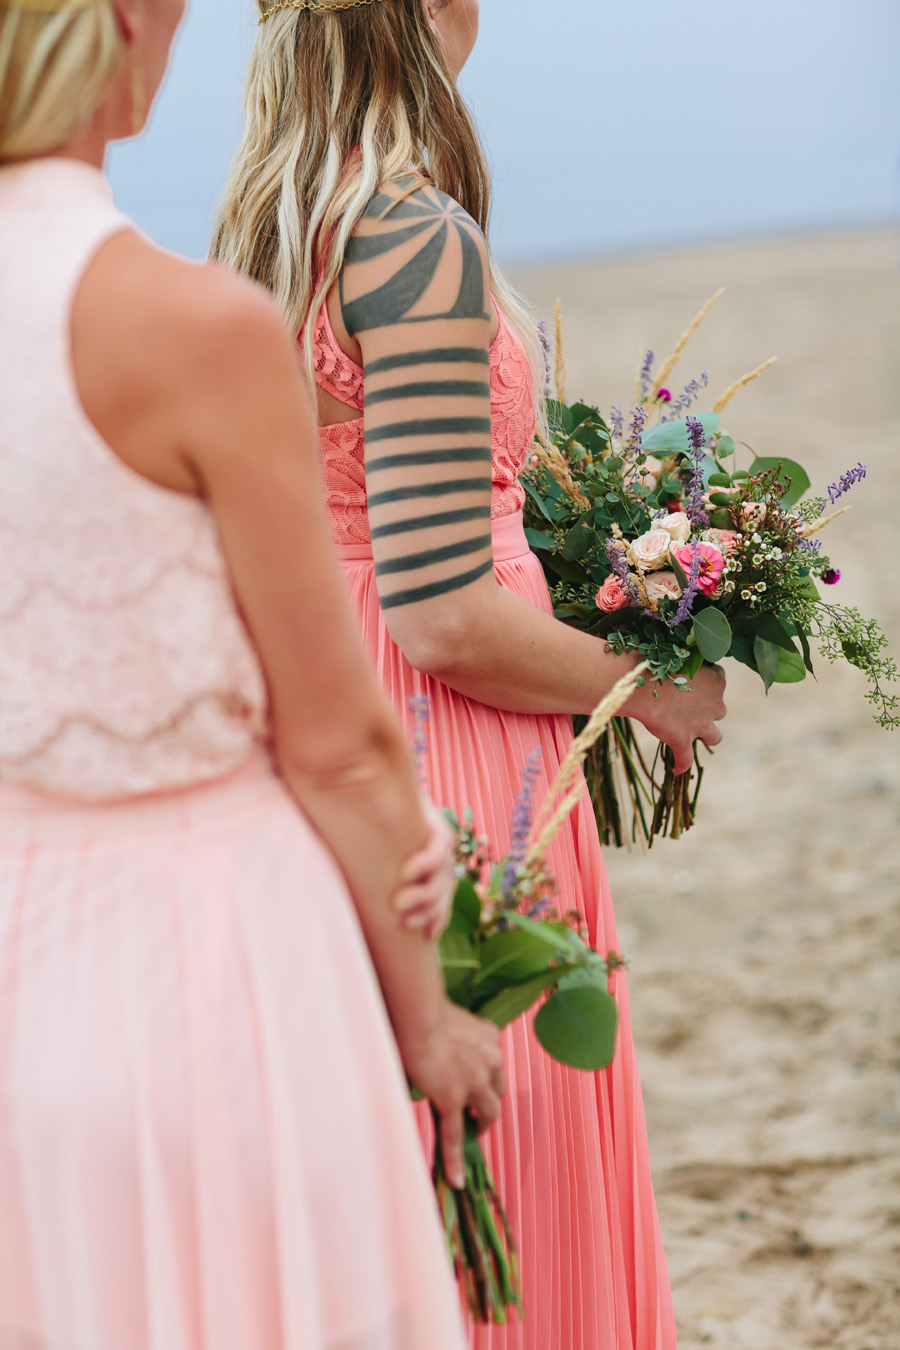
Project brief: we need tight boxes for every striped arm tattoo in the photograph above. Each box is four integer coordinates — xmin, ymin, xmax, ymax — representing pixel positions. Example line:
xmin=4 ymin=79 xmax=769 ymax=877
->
xmin=340 ymin=180 xmax=495 ymax=613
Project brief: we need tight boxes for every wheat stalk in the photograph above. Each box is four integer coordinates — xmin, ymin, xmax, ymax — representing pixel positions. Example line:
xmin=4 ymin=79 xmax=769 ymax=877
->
xmin=711 ymin=357 xmax=777 ymax=414
xmin=554 ymin=298 xmax=567 ymax=403
xmin=799 ymin=505 xmax=851 ymax=538
xmin=532 ymin=438 xmax=590 ymax=508
xmin=525 ymin=664 xmax=648 ymax=871
xmin=651 ymin=288 xmax=725 ymax=398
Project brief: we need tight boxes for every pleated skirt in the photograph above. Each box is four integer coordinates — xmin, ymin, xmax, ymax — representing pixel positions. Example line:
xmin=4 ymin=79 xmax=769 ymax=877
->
xmin=338 ymin=513 xmax=677 ymax=1350
xmin=0 ymin=753 xmax=467 ymax=1350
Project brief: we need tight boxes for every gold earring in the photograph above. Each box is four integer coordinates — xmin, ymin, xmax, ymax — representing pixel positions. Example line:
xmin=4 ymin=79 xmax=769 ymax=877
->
xmin=129 ymin=48 xmax=146 ymax=136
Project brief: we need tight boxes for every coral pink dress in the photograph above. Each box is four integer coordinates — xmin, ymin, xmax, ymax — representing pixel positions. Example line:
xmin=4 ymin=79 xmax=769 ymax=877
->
xmin=312 ymin=300 xmax=678 ymax=1349
xmin=0 ymin=158 xmax=468 ymax=1350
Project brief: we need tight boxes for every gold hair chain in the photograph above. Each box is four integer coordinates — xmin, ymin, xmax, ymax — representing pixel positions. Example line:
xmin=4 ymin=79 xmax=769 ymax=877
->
xmin=259 ymin=0 xmax=385 ymax=24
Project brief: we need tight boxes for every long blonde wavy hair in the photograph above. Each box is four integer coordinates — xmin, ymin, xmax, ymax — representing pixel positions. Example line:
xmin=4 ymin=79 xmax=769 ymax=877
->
xmin=211 ymin=0 xmax=546 ymax=428
xmin=0 ymin=0 xmax=124 ymax=160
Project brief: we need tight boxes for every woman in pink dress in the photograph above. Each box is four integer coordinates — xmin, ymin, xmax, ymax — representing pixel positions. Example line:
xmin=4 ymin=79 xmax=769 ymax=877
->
xmin=213 ymin=2 xmax=727 ymax=1345
xmin=0 ymin=2 xmax=506 ymax=1347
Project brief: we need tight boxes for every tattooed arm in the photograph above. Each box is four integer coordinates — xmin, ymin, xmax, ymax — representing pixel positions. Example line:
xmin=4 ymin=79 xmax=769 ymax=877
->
xmin=340 ymin=181 xmax=726 ymax=769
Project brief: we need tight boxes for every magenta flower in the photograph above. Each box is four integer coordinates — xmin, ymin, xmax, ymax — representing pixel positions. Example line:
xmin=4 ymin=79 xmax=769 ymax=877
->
xmin=672 ymin=541 xmax=725 ymax=596
xmin=656 ymin=388 xmax=672 ymax=403
xmin=822 ymin=568 xmax=841 ymax=585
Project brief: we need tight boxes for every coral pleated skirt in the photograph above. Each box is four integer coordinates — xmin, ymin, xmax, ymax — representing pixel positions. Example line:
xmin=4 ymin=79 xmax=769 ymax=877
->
xmin=338 ymin=513 xmax=677 ymax=1350
xmin=0 ymin=753 xmax=467 ymax=1350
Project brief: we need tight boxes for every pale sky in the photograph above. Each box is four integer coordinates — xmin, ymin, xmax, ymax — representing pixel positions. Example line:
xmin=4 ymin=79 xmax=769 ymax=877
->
xmin=108 ymin=0 xmax=900 ymax=264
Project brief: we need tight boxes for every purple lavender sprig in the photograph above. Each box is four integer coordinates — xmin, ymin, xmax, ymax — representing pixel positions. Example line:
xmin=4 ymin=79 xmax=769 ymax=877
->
xmin=537 ymin=321 xmax=553 ymax=400
xmin=827 ymin=462 xmax=867 ymax=504
xmin=669 ymin=541 xmax=703 ymax=628
xmin=408 ymin=694 xmax=430 ymax=797
xmin=604 ymin=537 xmax=645 ymax=611
xmin=609 ymin=406 xmax=625 ymax=439
xmin=639 ymin=349 xmax=655 ymax=399
xmin=669 ymin=370 xmax=710 ymax=417
xmin=684 ymin=415 xmax=710 ymax=527
xmin=501 ymin=748 xmax=543 ymax=904
xmin=625 ymin=403 xmax=648 ymax=459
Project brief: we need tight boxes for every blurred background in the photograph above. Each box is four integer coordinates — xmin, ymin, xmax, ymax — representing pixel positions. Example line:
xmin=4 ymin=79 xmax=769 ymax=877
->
xmin=110 ymin=4 xmax=900 ymax=1347
xmin=108 ymin=0 xmax=900 ymax=263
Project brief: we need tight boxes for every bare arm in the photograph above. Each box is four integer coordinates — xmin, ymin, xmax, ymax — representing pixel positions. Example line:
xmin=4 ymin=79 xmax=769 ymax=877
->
xmin=71 ymin=235 xmax=504 ymax=1179
xmin=340 ymin=182 xmax=726 ymax=770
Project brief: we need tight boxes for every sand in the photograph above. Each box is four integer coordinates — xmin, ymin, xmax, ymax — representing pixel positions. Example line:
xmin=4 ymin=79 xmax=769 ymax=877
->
xmin=515 ymin=229 xmax=900 ymax=1349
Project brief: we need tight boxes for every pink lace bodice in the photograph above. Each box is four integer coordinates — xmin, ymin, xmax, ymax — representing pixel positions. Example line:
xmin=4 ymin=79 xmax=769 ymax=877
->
xmin=0 ymin=159 xmax=269 ymax=801
xmin=311 ymin=295 xmax=536 ymax=546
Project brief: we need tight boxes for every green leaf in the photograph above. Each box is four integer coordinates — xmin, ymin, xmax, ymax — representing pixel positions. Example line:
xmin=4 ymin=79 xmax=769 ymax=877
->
xmin=708 ymin=491 xmax=735 ymax=508
xmin=754 ymin=635 xmax=781 ymax=691
xmin=562 ymin=520 xmax=593 ymax=561
xmin=741 ymin=611 xmax=798 ymax=655
xmin=543 ymin=552 xmax=589 ymax=585
xmin=437 ymin=929 xmax=478 ymax=999
xmin=474 ymin=928 xmax=565 ymax=992
xmin=796 ymin=625 xmax=815 ymax=676
xmin=774 ymin=648 xmax=807 ymax=684
xmin=450 ymin=876 xmax=482 ymax=934
xmin=691 ymin=609 xmax=733 ymax=663
xmin=521 ymin=477 xmax=555 ymax=523
xmin=728 ymin=634 xmax=758 ymax=671
xmin=747 ymin=456 xmax=811 ymax=507
xmin=717 ymin=435 xmax=736 ymax=458
xmin=524 ymin=527 xmax=555 ymax=551
xmin=533 ymin=986 xmax=619 ymax=1070
xmin=707 ymin=472 xmax=732 ymax=488
xmin=709 ymin=509 xmax=733 ymax=530
xmin=640 ymin=412 xmax=720 ymax=454
xmin=682 ymin=647 xmax=705 ymax=679
xmin=477 ymin=969 xmax=566 ymax=1029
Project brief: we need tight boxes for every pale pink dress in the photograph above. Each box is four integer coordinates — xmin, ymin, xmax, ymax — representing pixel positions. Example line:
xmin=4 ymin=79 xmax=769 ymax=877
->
xmin=312 ymin=299 xmax=678 ymax=1348
xmin=0 ymin=158 xmax=469 ymax=1350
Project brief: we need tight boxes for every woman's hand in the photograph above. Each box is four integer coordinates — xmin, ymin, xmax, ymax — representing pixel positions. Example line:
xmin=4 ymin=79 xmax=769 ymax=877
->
xmin=625 ymin=662 xmax=728 ymax=774
xmin=394 ymin=801 xmax=457 ymax=941
xmin=401 ymin=1003 xmax=506 ymax=1190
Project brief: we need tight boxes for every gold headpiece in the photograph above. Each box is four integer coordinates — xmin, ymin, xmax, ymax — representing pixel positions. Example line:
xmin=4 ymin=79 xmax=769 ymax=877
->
xmin=259 ymin=0 xmax=385 ymax=24
xmin=0 ymin=0 xmax=99 ymax=11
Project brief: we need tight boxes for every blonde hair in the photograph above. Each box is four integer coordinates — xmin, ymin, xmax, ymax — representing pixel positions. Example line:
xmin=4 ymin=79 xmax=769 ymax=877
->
xmin=211 ymin=0 xmax=546 ymax=431
xmin=0 ymin=1 xmax=124 ymax=159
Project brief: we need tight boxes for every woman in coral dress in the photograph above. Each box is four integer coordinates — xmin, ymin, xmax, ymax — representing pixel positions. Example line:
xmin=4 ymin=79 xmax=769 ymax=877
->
xmin=214 ymin=2 xmax=727 ymax=1345
xmin=0 ymin=2 xmax=505 ymax=1347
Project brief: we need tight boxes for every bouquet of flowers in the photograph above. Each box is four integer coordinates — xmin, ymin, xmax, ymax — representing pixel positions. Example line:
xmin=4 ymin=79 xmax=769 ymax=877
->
xmin=412 ymin=668 xmax=641 ymax=1324
xmin=523 ymin=293 xmax=897 ymax=846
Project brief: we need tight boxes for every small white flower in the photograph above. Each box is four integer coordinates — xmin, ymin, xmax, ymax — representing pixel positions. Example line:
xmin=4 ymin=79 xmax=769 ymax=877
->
xmin=755 ymin=581 xmax=767 ymax=592
xmin=741 ymin=588 xmax=753 ymax=599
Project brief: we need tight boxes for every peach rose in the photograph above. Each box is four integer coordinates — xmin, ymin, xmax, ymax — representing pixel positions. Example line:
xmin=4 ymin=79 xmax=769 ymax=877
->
xmin=672 ymin=541 xmax=726 ymax=596
xmin=657 ymin=511 xmax=691 ymax=545
xmin=595 ymin=575 xmax=631 ymax=612
xmin=702 ymin=527 xmax=741 ymax=557
xmin=644 ymin=570 xmax=683 ymax=604
xmin=626 ymin=528 xmax=671 ymax=571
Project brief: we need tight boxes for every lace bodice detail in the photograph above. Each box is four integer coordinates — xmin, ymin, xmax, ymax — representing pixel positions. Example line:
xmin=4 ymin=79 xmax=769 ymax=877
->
xmin=0 ymin=160 xmax=269 ymax=801
xmin=310 ymin=295 xmax=535 ymax=546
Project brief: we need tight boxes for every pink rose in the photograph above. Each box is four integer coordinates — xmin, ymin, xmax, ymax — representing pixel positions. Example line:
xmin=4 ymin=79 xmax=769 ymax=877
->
xmin=644 ymin=570 xmax=682 ymax=603
xmin=702 ymin=527 xmax=741 ymax=557
xmin=626 ymin=528 xmax=672 ymax=571
xmin=672 ymin=541 xmax=726 ymax=596
xmin=595 ymin=575 xmax=631 ymax=613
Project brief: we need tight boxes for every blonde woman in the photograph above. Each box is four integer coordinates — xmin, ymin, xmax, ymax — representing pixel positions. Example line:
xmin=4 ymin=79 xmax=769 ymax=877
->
xmin=213 ymin=1 xmax=727 ymax=1345
xmin=0 ymin=1 xmax=507 ymax=1346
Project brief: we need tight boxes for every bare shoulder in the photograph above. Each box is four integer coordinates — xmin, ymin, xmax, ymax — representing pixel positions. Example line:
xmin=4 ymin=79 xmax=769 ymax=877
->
xmin=340 ymin=176 xmax=490 ymax=337
xmin=75 ymin=231 xmax=290 ymax=388
xmin=72 ymin=232 xmax=305 ymax=490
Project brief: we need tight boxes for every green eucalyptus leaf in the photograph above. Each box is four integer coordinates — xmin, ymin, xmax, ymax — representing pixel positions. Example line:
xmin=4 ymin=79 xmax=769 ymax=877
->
xmin=691 ymin=609 xmax=733 ymax=663
xmin=748 ymin=456 xmax=811 ymax=507
xmin=562 ymin=521 xmax=593 ymax=561
xmin=774 ymin=648 xmax=807 ymax=684
xmin=450 ymin=876 xmax=482 ymax=934
xmin=707 ymin=472 xmax=732 ymax=488
xmin=640 ymin=412 xmax=720 ymax=454
xmin=708 ymin=491 xmax=735 ymax=508
xmin=477 ymin=969 xmax=568 ymax=1029
xmin=474 ymin=929 xmax=563 ymax=992
xmin=533 ymin=986 xmax=619 ymax=1070
xmin=710 ymin=508 xmax=733 ymax=530
xmin=544 ymin=553 xmax=589 ymax=585
xmin=754 ymin=635 xmax=781 ymax=691
xmin=524 ymin=527 xmax=555 ymax=551
xmin=717 ymin=435 xmax=737 ymax=458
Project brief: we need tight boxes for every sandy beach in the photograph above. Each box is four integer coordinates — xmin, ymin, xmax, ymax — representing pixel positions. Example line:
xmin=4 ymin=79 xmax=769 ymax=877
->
xmin=515 ymin=229 xmax=900 ymax=1349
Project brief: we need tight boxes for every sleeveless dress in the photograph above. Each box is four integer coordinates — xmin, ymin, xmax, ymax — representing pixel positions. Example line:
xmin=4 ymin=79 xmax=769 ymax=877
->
xmin=0 ymin=158 xmax=468 ymax=1350
xmin=312 ymin=297 xmax=678 ymax=1349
